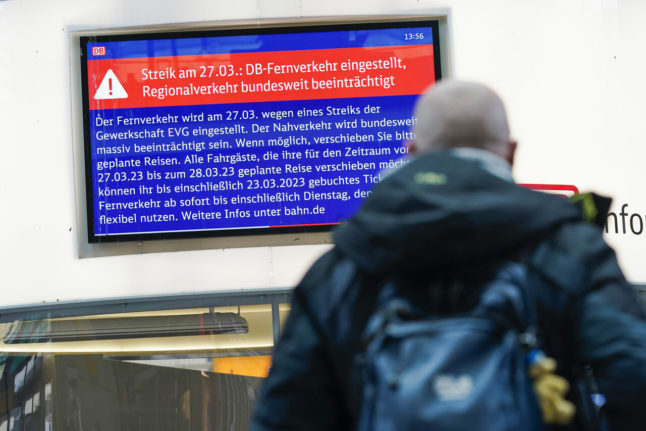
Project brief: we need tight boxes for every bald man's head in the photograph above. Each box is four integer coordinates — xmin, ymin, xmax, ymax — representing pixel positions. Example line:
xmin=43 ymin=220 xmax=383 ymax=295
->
xmin=410 ymin=81 xmax=514 ymax=161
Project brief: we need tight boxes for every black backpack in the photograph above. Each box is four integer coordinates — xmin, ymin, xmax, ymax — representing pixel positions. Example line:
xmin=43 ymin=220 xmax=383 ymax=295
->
xmin=354 ymin=240 xmax=603 ymax=431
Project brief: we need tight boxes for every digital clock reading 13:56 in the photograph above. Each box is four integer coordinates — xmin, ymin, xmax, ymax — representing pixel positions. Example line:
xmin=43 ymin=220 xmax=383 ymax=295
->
xmin=404 ymin=32 xmax=425 ymax=40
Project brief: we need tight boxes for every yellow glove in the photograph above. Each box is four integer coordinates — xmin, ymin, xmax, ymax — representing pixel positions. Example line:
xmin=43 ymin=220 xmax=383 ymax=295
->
xmin=529 ymin=354 xmax=576 ymax=425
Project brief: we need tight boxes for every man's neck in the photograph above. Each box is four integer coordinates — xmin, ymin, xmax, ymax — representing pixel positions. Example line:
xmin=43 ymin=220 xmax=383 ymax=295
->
xmin=449 ymin=147 xmax=514 ymax=182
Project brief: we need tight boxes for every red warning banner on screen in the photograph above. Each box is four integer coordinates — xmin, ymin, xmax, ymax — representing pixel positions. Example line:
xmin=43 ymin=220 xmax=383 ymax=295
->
xmin=87 ymin=45 xmax=435 ymax=110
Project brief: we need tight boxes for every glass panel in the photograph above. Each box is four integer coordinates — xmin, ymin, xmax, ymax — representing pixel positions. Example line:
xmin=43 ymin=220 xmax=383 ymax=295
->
xmin=279 ymin=303 xmax=291 ymax=332
xmin=0 ymin=294 xmax=286 ymax=430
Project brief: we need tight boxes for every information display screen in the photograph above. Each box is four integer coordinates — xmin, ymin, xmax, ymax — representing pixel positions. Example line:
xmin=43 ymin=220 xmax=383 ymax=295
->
xmin=80 ymin=19 xmax=441 ymax=242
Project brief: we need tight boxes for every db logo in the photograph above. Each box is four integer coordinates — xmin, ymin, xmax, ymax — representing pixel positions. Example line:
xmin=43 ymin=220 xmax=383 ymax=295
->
xmin=92 ymin=46 xmax=106 ymax=56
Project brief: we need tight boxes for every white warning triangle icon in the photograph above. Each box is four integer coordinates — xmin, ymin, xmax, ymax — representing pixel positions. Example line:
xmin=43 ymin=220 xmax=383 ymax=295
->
xmin=94 ymin=69 xmax=128 ymax=100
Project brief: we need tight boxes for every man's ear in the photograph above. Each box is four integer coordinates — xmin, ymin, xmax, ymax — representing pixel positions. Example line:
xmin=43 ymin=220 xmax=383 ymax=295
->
xmin=406 ymin=140 xmax=417 ymax=156
xmin=506 ymin=140 xmax=518 ymax=166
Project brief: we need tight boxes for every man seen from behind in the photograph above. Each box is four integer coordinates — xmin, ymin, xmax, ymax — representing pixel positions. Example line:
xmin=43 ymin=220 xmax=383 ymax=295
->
xmin=250 ymin=81 xmax=646 ymax=431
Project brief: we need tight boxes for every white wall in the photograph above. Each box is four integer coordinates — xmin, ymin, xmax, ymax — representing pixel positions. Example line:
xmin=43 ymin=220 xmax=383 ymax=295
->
xmin=1 ymin=0 xmax=645 ymax=307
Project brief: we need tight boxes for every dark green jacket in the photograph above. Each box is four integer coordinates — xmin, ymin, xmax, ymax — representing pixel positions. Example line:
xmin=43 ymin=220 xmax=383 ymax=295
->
xmin=252 ymin=152 xmax=646 ymax=430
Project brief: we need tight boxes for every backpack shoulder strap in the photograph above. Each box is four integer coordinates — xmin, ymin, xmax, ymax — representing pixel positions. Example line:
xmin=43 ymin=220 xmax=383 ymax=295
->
xmin=530 ymin=236 xmax=588 ymax=298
